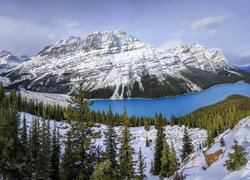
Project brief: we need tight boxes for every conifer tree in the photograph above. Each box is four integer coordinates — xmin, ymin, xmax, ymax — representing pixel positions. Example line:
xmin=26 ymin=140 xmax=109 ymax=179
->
xmin=29 ymin=117 xmax=40 ymax=176
xmin=61 ymin=131 xmax=76 ymax=180
xmin=91 ymin=160 xmax=116 ymax=180
xmin=150 ymin=161 xmax=154 ymax=175
xmin=169 ymin=142 xmax=179 ymax=176
xmin=181 ymin=127 xmax=193 ymax=161
xmin=0 ymin=107 xmax=22 ymax=179
xmin=35 ymin=119 xmax=51 ymax=179
xmin=224 ymin=140 xmax=247 ymax=171
xmin=137 ymin=147 xmax=146 ymax=180
xmin=144 ymin=117 xmax=149 ymax=131
xmin=220 ymin=137 xmax=225 ymax=147
xmin=119 ymin=108 xmax=134 ymax=179
xmin=145 ymin=134 xmax=150 ymax=147
xmin=20 ymin=114 xmax=30 ymax=177
xmin=0 ymin=82 xmax=5 ymax=103
xmin=207 ymin=130 xmax=214 ymax=148
xmin=160 ymin=138 xmax=170 ymax=177
xmin=50 ymin=124 xmax=61 ymax=180
xmin=64 ymin=84 xmax=96 ymax=179
xmin=153 ymin=113 xmax=165 ymax=175
xmin=104 ymin=106 xmax=118 ymax=172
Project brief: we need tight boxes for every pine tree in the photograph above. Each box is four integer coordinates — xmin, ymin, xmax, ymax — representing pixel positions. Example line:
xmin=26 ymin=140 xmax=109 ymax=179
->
xmin=207 ymin=130 xmax=214 ymax=148
xmin=169 ymin=142 xmax=179 ymax=176
xmin=150 ymin=161 xmax=154 ymax=175
xmin=160 ymin=138 xmax=170 ymax=177
xmin=91 ymin=160 xmax=116 ymax=180
xmin=220 ymin=137 xmax=225 ymax=147
xmin=61 ymin=131 xmax=76 ymax=180
xmin=64 ymin=84 xmax=96 ymax=179
xmin=0 ymin=82 xmax=5 ymax=103
xmin=95 ymin=145 xmax=104 ymax=165
xmin=153 ymin=113 xmax=165 ymax=175
xmin=0 ymin=107 xmax=22 ymax=179
xmin=35 ymin=119 xmax=51 ymax=179
xmin=103 ymin=106 xmax=118 ymax=172
xmin=119 ymin=108 xmax=134 ymax=179
xmin=137 ymin=147 xmax=146 ymax=180
xmin=29 ymin=117 xmax=40 ymax=176
xmin=20 ymin=114 xmax=30 ymax=177
xmin=224 ymin=140 xmax=247 ymax=171
xmin=50 ymin=124 xmax=61 ymax=180
xmin=145 ymin=134 xmax=150 ymax=147
xmin=181 ymin=127 xmax=193 ymax=161
xmin=144 ymin=117 xmax=149 ymax=131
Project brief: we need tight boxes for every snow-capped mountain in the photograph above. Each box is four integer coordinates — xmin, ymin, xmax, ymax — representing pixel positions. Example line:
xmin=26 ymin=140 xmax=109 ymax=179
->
xmin=1 ymin=31 xmax=248 ymax=99
xmin=0 ymin=50 xmax=30 ymax=73
xmin=171 ymin=43 xmax=236 ymax=73
xmin=176 ymin=116 xmax=250 ymax=180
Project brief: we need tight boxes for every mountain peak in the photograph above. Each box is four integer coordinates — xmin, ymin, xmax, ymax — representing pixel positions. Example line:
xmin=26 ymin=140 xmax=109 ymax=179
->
xmin=37 ymin=30 xmax=149 ymax=58
xmin=0 ymin=50 xmax=12 ymax=57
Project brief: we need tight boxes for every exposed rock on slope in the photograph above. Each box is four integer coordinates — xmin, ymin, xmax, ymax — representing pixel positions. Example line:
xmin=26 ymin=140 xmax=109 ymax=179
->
xmin=0 ymin=50 xmax=30 ymax=73
xmin=1 ymin=31 xmax=248 ymax=99
xmin=176 ymin=116 xmax=250 ymax=180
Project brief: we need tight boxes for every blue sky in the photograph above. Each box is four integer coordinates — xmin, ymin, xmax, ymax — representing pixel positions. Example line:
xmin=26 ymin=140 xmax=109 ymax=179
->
xmin=0 ymin=0 xmax=249 ymax=65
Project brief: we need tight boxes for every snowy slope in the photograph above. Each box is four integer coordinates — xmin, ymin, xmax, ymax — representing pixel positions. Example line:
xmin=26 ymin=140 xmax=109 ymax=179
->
xmin=20 ymin=112 xmax=207 ymax=179
xmin=178 ymin=116 xmax=250 ymax=180
xmin=2 ymin=31 xmax=247 ymax=99
xmin=0 ymin=50 xmax=30 ymax=73
xmin=171 ymin=43 xmax=237 ymax=74
xmin=20 ymin=89 xmax=70 ymax=107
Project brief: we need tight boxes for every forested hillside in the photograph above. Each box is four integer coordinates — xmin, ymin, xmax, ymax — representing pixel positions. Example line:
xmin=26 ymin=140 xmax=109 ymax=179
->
xmin=175 ymin=94 xmax=250 ymax=146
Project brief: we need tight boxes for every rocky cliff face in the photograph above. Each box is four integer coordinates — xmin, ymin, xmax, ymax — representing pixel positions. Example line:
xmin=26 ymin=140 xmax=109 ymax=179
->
xmin=0 ymin=50 xmax=30 ymax=73
xmin=1 ymin=31 xmax=248 ymax=99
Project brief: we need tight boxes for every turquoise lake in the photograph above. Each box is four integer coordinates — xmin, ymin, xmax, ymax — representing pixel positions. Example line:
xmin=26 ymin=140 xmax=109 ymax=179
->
xmin=91 ymin=81 xmax=250 ymax=119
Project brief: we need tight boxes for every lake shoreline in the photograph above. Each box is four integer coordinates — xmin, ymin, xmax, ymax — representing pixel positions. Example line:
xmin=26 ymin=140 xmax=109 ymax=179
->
xmin=91 ymin=81 xmax=248 ymax=101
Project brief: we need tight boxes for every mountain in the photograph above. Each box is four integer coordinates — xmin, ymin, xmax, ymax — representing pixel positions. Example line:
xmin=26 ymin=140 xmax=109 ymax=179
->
xmin=176 ymin=116 xmax=250 ymax=180
xmin=1 ymin=31 xmax=249 ymax=99
xmin=0 ymin=50 xmax=30 ymax=73
xmin=172 ymin=43 xmax=237 ymax=74
xmin=239 ymin=65 xmax=250 ymax=72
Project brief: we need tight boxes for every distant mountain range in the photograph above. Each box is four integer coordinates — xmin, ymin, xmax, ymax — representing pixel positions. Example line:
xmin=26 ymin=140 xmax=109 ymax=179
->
xmin=0 ymin=50 xmax=30 ymax=73
xmin=0 ymin=30 xmax=249 ymax=99
xmin=239 ymin=65 xmax=250 ymax=72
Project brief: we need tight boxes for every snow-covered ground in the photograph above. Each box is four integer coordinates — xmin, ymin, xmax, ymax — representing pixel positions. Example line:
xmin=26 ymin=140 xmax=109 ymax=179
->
xmin=180 ymin=116 xmax=250 ymax=180
xmin=20 ymin=112 xmax=207 ymax=179
xmin=20 ymin=90 xmax=70 ymax=107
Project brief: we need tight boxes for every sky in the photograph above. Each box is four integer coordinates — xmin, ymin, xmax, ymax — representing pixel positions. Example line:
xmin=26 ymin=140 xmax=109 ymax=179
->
xmin=0 ymin=0 xmax=249 ymax=66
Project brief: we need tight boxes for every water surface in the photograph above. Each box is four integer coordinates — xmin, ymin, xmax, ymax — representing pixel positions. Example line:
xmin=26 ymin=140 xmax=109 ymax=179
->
xmin=91 ymin=81 xmax=250 ymax=119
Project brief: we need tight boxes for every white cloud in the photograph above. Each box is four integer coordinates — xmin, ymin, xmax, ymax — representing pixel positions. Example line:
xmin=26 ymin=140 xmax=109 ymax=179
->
xmin=0 ymin=16 xmax=51 ymax=55
xmin=160 ymin=39 xmax=183 ymax=49
xmin=66 ymin=21 xmax=81 ymax=28
xmin=191 ymin=15 xmax=230 ymax=30
xmin=0 ymin=16 xmax=86 ymax=55
xmin=190 ymin=15 xmax=231 ymax=36
xmin=172 ymin=29 xmax=184 ymax=37
xmin=48 ymin=33 xmax=56 ymax=40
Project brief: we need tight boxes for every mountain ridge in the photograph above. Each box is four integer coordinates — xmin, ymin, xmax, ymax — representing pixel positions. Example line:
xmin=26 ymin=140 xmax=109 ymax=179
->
xmin=0 ymin=30 xmax=249 ymax=99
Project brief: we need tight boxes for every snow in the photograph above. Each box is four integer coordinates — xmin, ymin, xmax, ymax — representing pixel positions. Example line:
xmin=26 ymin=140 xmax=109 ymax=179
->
xmin=1 ymin=31 xmax=241 ymax=98
xmin=20 ymin=112 xmax=207 ymax=178
xmin=20 ymin=89 xmax=70 ymax=107
xmin=171 ymin=43 xmax=236 ymax=73
xmin=0 ymin=50 xmax=29 ymax=73
xmin=180 ymin=116 xmax=250 ymax=180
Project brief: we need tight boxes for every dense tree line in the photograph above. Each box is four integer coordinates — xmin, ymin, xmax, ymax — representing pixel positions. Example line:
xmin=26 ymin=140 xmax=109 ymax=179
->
xmin=1 ymin=81 xmax=249 ymax=179
xmin=1 ymin=82 xmax=163 ymax=128
xmin=0 ymin=84 xmax=149 ymax=179
xmin=172 ymin=94 xmax=250 ymax=146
